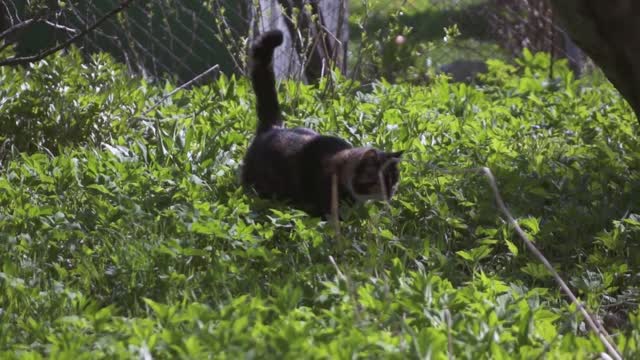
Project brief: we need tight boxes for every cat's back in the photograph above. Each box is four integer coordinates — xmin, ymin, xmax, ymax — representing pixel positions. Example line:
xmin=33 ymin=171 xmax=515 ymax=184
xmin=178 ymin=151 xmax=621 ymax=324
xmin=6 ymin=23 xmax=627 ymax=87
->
xmin=242 ymin=127 xmax=318 ymax=197
xmin=245 ymin=128 xmax=352 ymax=174
xmin=248 ymin=127 xmax=318 ymax=157
xmin=242 ymin=128 xmax=352 ymax=202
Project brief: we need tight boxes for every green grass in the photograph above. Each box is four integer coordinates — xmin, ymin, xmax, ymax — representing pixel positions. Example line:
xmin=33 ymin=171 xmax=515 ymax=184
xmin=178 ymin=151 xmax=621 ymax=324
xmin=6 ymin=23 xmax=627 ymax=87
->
xmin=349 ymin=0 xmax=487 ymax=18
xmin=350 ymin=0 xmax=491 ymax=42
xmin=347 ymin=0 xmax=502 ymax=82
xmin=1 ymin=48 xmax=640 ymax=358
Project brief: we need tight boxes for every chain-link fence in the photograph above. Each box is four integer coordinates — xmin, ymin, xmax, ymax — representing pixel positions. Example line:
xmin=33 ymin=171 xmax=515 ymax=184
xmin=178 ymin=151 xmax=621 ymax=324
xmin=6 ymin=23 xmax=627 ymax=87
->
xmin=0 ymin=0 xmax=588 ymax=84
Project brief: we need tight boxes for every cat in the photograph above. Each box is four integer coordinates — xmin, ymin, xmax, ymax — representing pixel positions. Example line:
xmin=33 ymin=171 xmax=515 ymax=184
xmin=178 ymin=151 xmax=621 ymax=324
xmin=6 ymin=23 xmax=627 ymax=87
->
xmin=241 ymin=29 xmax=403 ymax=217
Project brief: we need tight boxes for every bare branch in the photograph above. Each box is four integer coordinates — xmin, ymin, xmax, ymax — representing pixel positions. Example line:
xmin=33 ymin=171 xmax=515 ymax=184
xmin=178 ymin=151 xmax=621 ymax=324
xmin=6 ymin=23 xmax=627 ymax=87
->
xmin=0 ymin=6 xmax=59 ymax=40
xmin=0 ymin=0 xmax=136 ymax=67
xmin=43 ymin=20 xmax=78 ymax=34
xmin=0 ymin=18 xmax=42 ymax=40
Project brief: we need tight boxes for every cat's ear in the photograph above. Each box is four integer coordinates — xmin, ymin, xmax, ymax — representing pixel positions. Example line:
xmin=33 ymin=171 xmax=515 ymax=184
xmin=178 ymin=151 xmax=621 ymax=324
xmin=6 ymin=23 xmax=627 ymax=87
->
xmin=389 ymin=150 xmax=404 ymax=158
xmin=360 ymin=148 xmax=378 ymax=161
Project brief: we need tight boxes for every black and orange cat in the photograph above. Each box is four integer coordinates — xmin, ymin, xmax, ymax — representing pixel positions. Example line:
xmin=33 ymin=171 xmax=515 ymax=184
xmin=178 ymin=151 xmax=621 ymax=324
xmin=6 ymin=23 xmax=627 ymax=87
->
xmin=242 ymin=30 xmax=402 ymax=217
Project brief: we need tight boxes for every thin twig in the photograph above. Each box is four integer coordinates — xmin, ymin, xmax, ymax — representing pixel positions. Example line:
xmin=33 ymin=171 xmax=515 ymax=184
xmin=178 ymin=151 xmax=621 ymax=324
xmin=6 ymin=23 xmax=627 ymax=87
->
xmin=445 ymin=308 xmax=454 ymax=360
xmin=138 ymin=64 xmax=220 ymax=118
xmin=66 ymin=1 xmax=119 ymax=41
xmin=43 ymin=20 xmax=78 ymax=34
xmin=1 ymin=1 xmax=16 ymax=26
xmin=479 ymin=166 xmax=622 ymax=360
xmin=425 ymin=161 xmax=621 ymax=358
xmin=0 ymin=0 xmax=136 ymax=66
xmin=0 ymin=18 xmax=40 ymax=39
xmin=328 ymin=255 xmax=346 ymax=281
xmin=393 ymin=158 xmax=622 ymax=359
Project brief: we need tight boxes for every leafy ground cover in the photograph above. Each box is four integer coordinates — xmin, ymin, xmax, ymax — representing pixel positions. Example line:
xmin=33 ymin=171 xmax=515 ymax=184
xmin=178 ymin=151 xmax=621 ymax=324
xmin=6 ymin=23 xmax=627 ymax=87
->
xmin=1 ymin=48 xmax=640 ymax=358
xmin=348 ymin=0 xmax=504 ymax=83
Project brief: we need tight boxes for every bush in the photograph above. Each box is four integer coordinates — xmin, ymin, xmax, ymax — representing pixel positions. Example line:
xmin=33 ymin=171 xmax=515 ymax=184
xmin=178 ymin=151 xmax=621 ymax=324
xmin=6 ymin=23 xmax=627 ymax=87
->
xmin=0 ymin=48 xmax=149 ymax=157
xmin=0 ymin=50 xmax=639 ymax=358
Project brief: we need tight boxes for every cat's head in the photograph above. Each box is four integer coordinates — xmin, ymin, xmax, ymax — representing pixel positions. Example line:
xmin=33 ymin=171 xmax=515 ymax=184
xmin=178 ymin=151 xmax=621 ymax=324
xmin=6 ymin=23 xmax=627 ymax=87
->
xmin=338 ymin=148 xmax=403 ymax=202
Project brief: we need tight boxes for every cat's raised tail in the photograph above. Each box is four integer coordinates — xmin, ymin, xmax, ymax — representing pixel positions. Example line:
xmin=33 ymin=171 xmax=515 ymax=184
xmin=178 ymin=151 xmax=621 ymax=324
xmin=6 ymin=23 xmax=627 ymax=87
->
xmin=250 ymin=30 xmax=284 ymax=134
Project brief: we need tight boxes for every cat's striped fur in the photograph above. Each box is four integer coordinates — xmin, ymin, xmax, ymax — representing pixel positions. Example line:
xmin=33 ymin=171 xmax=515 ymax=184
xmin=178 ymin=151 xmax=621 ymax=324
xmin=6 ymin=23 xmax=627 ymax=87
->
xmin=241 ymin=30 xmax=402 ymax=216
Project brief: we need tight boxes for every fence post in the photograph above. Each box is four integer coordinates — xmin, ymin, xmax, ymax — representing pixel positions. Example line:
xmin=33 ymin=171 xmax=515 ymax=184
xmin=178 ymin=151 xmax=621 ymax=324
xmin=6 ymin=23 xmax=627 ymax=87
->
xmin=252 ymin=0 xmax=349 ymax=82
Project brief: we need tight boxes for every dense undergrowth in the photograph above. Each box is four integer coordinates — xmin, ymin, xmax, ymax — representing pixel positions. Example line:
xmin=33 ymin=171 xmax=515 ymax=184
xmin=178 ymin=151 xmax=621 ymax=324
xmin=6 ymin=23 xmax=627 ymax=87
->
xmin=1 ymin=48 xmax=640 ymax=358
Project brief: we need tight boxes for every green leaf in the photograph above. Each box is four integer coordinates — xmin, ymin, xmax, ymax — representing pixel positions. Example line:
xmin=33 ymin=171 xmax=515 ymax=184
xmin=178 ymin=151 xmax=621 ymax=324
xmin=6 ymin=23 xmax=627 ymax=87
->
xmin=519 ymin=217 xmax=540 ymax=236
xmin=87 ymin=183 xmax=113 ymax=195
xmin=505 ymin=240 xmax=518 ymax=256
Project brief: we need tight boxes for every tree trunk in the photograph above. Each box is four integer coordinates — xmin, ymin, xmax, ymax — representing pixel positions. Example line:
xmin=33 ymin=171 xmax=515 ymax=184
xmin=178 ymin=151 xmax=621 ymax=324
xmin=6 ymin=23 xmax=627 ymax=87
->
xmin=550 ymin=0 xmax=640 ymax=122
xmin=252 ymin=0 xmax=348 ymax=82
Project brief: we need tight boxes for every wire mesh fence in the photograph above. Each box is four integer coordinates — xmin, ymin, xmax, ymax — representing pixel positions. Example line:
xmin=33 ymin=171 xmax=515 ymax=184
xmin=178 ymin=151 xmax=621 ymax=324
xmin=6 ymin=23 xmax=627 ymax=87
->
xmin=0 ymin=0 xmax=588 ymax=84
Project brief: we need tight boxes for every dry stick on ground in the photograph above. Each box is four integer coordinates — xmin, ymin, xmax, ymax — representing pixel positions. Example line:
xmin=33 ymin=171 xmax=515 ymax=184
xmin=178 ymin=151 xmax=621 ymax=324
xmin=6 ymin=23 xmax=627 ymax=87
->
xmin=479 ymin=167 xmax=621 ymax=360
xmin=389 ymin=161 xmax=622 ymax=359
xmin=0 ymin=0 xmax=136 ymax=66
